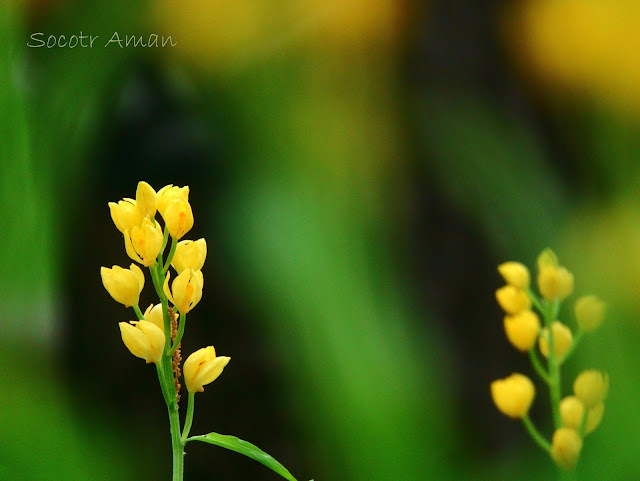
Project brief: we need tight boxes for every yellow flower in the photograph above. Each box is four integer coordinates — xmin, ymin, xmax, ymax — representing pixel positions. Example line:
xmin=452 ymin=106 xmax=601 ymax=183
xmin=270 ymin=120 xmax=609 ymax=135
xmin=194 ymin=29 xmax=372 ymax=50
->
xmin=574 ymin=295 xmax=606 ymax=333
xmin=490 ymin=373 xmax=535 ymax=419
xmin=183 ymin=346 xmax=230 ymax=393
xmin=136 ymin=181 xmax=158 ymax=218
xmin=143 ymin=303 xmax=170 ymax=331
xmin=163 ymin=199 xmax=194 ymax=239
xmin=119 ymin=320 xmax=165 ymax=364
xmin=157 ymin=184 xmax=190 ymax=217
xmin=496 ymin=285 xmax=531 ymax=314
xmin=573 ymin=370 xmax=609 ymax=409
xmin=100 ymin=264 xmax=145 ymax=307
xmin=503 ymin=310 xmax=540 ymax=351
xmin=172 ymin=238 xmax=207 ymax=274
xmin=550 ymin=427 xmax=582 ymax=470
xmin=538 ymin=265 xmax=574 ymax=301
xmin=163 ymin=269 xmax=204 ymax=314
xmin=498 ymin=261 xmax=530 ymax=289
xmin=538 ymin=322 xmax=573 ymax=359
xmin=537 ymin=248 xmax=558 ymax=270
xmin=108 ymin=198 xmax=144 ymax=234
xmin=559 ymin=396 xmax=604 ymax=435
xmin=124 ymin=218 xmax=164 ymax=266
xmin=506 ymin=0 xmax=640 ymax=114
xmin=585 ymin=402 xmax=605 ymax=435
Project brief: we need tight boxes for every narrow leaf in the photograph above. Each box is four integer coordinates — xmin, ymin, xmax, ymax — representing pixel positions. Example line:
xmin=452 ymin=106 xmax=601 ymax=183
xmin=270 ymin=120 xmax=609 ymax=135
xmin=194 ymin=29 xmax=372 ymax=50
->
xmin=187 ymin=433 xmax=298 ymax=481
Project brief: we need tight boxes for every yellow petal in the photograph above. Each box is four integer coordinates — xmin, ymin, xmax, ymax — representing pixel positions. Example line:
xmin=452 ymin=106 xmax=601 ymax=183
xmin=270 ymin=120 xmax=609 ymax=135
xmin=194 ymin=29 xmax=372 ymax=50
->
xmin=490 ymin=373 xmax=535 ymax=418
xmin=550 ymin=428 xmax=582 ymax=471
xmin=136 ymin=181 xmax=157 ymax=218
xmin=163 ymin=199 xmax=194 ymax=239
xmin=136 ymin=320 xmax=165 ymax=363
xmin=163 ymin=271 xmax=175 ymax=305
xmin=498 ymin=262 xmax=530 ymax=289
xmin=124 ymin=229 xmax=144 ymax=264
xmin=120 ymin=322 xmax=153 ymax=361
xmin=144 ymin=304 xmax=165 ymax=331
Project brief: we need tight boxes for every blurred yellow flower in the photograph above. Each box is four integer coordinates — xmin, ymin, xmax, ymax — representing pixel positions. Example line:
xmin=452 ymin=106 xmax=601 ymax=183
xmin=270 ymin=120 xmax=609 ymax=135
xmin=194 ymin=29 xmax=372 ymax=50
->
xmin=164 ymin=269 xmax=204 ymax=314
xmin=496 ymin=285 xmax=531 ymax=315
xmin=498 ymin=262 xmax=530 ymax=289
xmin=100 ymin=264 xmax=145 ymax=308
xmin=108 ymin=198 xmax=144 ymax=234
xmin=503 ymin=310 xmax=540 ymax=351
xmin=574 ymin=295 xmax=606 ymax=332
xmin=490 ymin=373 xmax=535 ymax=419
xmin=538 ymin=265 xmax=574 ymax=302
xmin=538 ymin=322 xmax=573 ymax=359
xmin=124 ymin=218 xmax=164 ymax=267
xmin=184 ymin=346 xmax=230 ymax=393
xmin=550 ymin=427 xmax=582 ymax=470
xmin=506 ymin=0 xmax=640 ymax=112
xmin=119 ymin=320 xmax=165 ymax=364
xmin=573 ymin=370 xmax=609 ymax=409
xmin=559 ymin=396 xmax=604 ymax=435
xmin=172 ymin=239 xmax=207 ymax=274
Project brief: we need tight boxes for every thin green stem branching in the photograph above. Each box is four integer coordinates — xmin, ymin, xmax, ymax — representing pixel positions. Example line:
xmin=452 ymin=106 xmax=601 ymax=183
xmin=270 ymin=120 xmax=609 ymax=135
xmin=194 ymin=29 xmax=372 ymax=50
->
xmin=522 ymin=415 xmax=551 ymax=452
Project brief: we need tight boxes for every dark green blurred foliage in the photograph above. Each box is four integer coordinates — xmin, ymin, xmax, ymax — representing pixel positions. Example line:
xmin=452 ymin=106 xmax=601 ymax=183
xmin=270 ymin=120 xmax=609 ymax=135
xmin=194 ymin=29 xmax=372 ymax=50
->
xmin=4 ymin=0 xmax=640 ymax=480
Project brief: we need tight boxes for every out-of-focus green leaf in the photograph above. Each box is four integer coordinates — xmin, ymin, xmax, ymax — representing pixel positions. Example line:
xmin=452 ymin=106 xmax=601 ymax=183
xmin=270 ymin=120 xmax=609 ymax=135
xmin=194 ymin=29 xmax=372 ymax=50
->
xmin=417 ymin=88 xmax=569 ymax=258
xmin=187 ymin=433 xmax=298 ymax=481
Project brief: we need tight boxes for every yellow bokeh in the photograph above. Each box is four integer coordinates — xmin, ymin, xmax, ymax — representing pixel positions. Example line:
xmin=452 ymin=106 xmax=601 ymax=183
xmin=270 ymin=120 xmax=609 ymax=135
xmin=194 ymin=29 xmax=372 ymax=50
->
xmin=505 ymin=0 xmax=640 ymax=113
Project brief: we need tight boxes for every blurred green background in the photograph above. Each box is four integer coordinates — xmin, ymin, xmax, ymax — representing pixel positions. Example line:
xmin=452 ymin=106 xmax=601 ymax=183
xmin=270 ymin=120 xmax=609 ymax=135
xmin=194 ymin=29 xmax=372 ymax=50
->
xmin=2 ymin=0 xmax=640 ymax=479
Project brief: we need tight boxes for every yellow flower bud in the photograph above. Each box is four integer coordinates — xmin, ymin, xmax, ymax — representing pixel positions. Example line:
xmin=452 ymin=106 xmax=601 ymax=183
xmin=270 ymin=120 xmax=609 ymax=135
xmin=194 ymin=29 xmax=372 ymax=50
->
xmin=490 ymin=373 xmax=535 ymax=419
xmin=498 ymin=262 xmax=530 ymax=289
xmin=172 ymin=238 xmax=207 ymax=274
xmin=496 ymin=286 xmax=531 ymax=314
xmin=550 ymin=428 xmax=582 ymax=470
xmin=163 ymin=269 xmax=204 ymax=314
xmin=163 ymin=199 xmax=194 ymax=239
xmin=503 ymin=310 xmax=540 ymax=351
xmin=537 ymin=248 xmax=558 ymax=270
xmin=183 ymin=346 xmax=231 ymax=393
xmin=560 ymin=396 xmax=584 ymax=430
xmin=538 ymin=322 xmax=573 ymax=359
xmin=585 ymin=402 xmax=605 ymax=435
xmin=573 ymin=370 xmax=609 ymax=409
xmin=538 ymin=265 xmax=574 ymax=301
xmin=119 ymin=320 xmax=165 ymax=364
xmin=108 ymin=198 xmax=144 ymax=234
xmin=100 ymin=264 xmax=145 ymax=307
xmin=124 ymin=218 xmax=164 ymax=267
xmin=136 ymin=181 xmax=157 ymax=218
xmin=560 ymin=397 xmax=603 ymax=435
xmin=144 ymin=303 xmax=168 ymax=331
xmin=574 ymin=295 xmax=606 ymax=333
xmin=157 ymin=184 xmax=190 ymax=217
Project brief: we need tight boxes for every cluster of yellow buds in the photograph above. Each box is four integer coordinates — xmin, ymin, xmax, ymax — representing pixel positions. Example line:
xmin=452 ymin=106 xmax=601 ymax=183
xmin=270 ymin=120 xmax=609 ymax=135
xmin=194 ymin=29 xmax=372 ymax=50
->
xmin=491 ymin=249 xmax=608 ymax=471
xmin=101 ymin=181 xmax=230 ymax=394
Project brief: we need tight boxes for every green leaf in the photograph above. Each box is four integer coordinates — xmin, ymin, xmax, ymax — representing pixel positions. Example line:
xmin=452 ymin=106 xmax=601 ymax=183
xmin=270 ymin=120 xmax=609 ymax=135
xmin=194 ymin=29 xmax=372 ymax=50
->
xmin=186 ymin=433 xmax=298 ymax=481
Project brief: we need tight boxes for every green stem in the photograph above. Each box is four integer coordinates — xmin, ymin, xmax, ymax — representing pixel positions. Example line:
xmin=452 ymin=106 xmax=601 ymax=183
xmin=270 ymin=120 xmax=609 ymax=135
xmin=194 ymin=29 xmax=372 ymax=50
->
xmin=181 ymin=392 xmax=195 ymax=443
xmin=522 ymin=414 xmax=551 ymax=452
xmin=541 ymin=299 xmax=562 ymax=428
xmin=529 ymin=348 xmax=550 ymax=384
xmin=559 ymin=329 xmax=583 ymax=366
xmin=526 ymin=287 xmax=545 ymax=314
xmin=169 ymin=313 xmax=186 ymax=356
xmin=168 ymin=401 xmax=184 ymax=481
xmin=160 ymin=225 xmax=170 ymax=256
xmin=133 ymin=304 xmax=144 ymax=321
xmin=164 ymin=237 xmax=178 ymax=274
xmin=578 ymin=406 xmax=588 ymax=438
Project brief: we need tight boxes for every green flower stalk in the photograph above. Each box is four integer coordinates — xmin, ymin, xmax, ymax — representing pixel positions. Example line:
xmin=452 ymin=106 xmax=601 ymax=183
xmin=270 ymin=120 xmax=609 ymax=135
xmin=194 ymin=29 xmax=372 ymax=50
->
xmin=491 ymin=249 xmax=608 ymax=477
xmin=100 ymin=181 xmax=301 ymax=481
